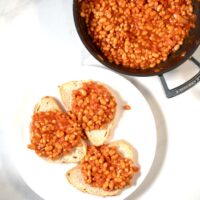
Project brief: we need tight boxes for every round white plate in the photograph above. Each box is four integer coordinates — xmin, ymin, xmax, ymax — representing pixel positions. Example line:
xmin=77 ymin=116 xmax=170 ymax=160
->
xmin=12 ymin=66 xmax=156 ymax=200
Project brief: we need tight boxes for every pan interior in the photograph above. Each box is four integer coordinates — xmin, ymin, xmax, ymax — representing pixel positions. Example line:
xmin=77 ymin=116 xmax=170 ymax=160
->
xmin=73 ymin=0 xmax=200 ymax=76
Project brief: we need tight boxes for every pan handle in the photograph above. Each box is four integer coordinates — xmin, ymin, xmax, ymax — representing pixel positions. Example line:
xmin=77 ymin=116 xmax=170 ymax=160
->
xmin=159 ymin=56 xmax=200 ymax=98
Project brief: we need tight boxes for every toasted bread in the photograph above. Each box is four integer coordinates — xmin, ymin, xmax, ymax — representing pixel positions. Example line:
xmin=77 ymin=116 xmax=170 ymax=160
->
xmin=30 ymin=96 xmax=87 ymax=163
xmin=66 ymin=140 xmax=139 ymax=196
xmin=33 ymin=96 xmax=62 ymax=113
xmin=59 ymin=81 xmax=117 ymax=146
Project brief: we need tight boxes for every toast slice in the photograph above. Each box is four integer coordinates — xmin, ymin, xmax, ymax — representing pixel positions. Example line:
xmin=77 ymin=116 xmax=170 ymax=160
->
xmin=59 ymin=81 xmax=117 ymax=146
xmin=33 ymin=96 xmax=62 ymax=113
xmin=30 ymin=96 xmax=87 ymax=163
xmin=66 ymin=140 xmax=139 ymax=196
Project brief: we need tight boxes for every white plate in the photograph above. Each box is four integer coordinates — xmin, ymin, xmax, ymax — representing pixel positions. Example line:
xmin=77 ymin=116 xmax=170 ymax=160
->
xmin=12 ymin=66 xmax=156 ymax=200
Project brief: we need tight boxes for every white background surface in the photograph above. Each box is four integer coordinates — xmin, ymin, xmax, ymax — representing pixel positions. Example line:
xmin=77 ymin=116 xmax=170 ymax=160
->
xmin=0 ymin=0 xmax=200 ymax=200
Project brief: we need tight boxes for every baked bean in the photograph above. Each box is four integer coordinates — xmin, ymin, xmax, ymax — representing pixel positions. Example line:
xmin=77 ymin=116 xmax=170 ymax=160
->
xmin=123 ymin=104 xmax=131 ymax=110
xmin=28 ymin=111 xmax=83 ymax=160
xmin=80 ymin=0 xmax=196 ymax=69
xmin=80 ymin=145 xmax=139 ymax=191
xmin=72 ymin=81 xmax=117 ymax=131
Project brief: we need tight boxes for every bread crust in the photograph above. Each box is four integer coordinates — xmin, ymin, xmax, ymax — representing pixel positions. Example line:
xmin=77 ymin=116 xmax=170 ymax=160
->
xmin=66 ymin=140 xmax=139 ymax=196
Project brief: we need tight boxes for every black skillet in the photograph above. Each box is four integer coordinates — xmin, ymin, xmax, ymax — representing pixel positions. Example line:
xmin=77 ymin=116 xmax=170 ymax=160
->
xmin=73 ymin=0 xmax=200 ymax=98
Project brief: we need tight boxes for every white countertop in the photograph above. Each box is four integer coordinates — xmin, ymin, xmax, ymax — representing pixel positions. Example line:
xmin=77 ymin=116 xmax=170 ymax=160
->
xmin=0 ymin=1 xmax=200 ymax=200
